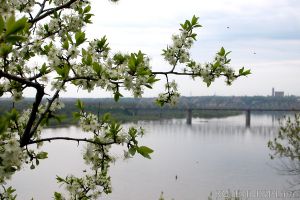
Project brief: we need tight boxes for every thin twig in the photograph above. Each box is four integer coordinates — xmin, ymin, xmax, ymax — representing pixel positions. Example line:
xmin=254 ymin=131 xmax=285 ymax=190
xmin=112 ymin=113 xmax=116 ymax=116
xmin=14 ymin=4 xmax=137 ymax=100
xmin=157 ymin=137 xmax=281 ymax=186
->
xmin=29 ymin=0 xmax=78 ymax=24
xmin=28 ymin=136 xmax=115 ymax=146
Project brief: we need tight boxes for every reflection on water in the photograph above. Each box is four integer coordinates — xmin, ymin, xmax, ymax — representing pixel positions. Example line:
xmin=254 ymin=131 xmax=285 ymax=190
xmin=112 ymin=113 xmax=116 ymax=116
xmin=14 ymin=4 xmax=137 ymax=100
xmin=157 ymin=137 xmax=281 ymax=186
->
xmin=8 ymin=114 xmax=298 ymax=200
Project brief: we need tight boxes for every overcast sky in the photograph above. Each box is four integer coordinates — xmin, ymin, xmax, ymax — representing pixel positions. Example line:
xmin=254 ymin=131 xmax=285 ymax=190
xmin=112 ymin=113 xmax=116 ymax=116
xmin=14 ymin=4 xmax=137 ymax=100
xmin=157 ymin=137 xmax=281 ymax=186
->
xmin=60 ymin=0 xmax=300 ymax=97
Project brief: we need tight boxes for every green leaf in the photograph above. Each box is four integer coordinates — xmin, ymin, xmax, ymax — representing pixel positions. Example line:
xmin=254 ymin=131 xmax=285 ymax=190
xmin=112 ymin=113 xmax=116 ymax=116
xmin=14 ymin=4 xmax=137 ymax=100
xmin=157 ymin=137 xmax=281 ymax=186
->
xmin=5 ymin=15 xmax=16 ymax=33
xmin=0 ymin=15 xmax=4 ymax=33
xmin=0 ymin=43 xmax=13 ymax=57
xmin=109 ymin=122 xmax=122 ymax=136
xmin=86 ymin=54 xmax=92 ymax=66
xmin=8 ymin=108 xmax=19 ymax=121
xmin=75 ymin=31 xmax=86 ymax=46
xmin=225 ymin=51 xmax=231 ymax=56
xmin=180 ymin=23 xmax=186 ymax=30
xmin=186 ymin=20 xmax=191 ymax=29
xmin=98 ymin=36 xmax=109 ymax=49
xmin=114 ymin=91 xmax=123 ymax=102
xmin=2 ymin=186 xmax=17 ymax=200
xmin=239 ymin=67 xmax=244 ymax=75
xmin=92 ymin=62 xmax=102 ymax=75
xmin=191 ymin=33 xmax=197 ymax=40
xmin=54 ymin=67 xmax=63 ymax=77
xmin=66 ymin=32 xmax=73 ymax=44
xmin=84 ymin=14 xmax=93 ymax=23
xmin=72 ymin=112 xmax=81 ymax=120
xmin=40 ymin=63 xmax=48 ymax=74
xmin=219 ymin=47 xmax=225 ymax=56
xmin=128 ymin=127 xmax=137 ymax=138
xmin=56 ymin=176 xmax=65 ymax=183
xmin=6 ymin=16 xmax=27 ymax=36
xmin=81 ymin=48 xmax=87 ymax=56
xmin=75 ymin=99 xmax=84 ymax=110
xmin=212 ymin=61 xmax=220 ymax=70
xmin=128 ymin=54 xmax=137 ymax=73
xmin=78 ymin=6 xmax=83 ymax=14
xmin=36 ymin=152 xmax=48 ymax=159
xmin=193 ymin=24 xmax=202 ymax=28
xmin=102 ymin=113 xmax=111 ymax=122
xmin=113 ymin=53 xmax=127 ymax=65
xmin=55 ymin=65 xmax=70 ymax=79
xmin=225 ymin=58 xmax=231 ymax=64
xmin=242 ymin=69 xmax=251 ymax=76
xmin=129 ymin=147 xmax=136 ymax=156
xmin=62 ymin=40 xmax=69 ymax=50
xmin=191 ymin=15 xmax=198 ymax=26
xmin=136 ymin=50 xmax=144 ymax=64
xmin=52 ymin=11 xmax=59 ymax=19
xmin=147 ymin=76 xmax=160 ymax=84
xmin=54 ymin=192 xmax=64 ymax=200
xmin=137 ymin=67 xmax=149 ymax=76
xmin=0 ymin=116 xmax=8 ymax=134
xmin=42 ymin=42 xmax=53 ymax=54
xmin=83 ymin=5 xmax=91 ymax=13
xmin=6 ymin=186 xmax=16 ymax=195
xmin=155 ymin=98 xmax=165 ymax=107
xmin=5 ymin=35 xmax=26 ymax=43
xmin=137 ymin=146 xmax=154 ymax=159
xmin=43 ymin=24 xmax=49 ymax=32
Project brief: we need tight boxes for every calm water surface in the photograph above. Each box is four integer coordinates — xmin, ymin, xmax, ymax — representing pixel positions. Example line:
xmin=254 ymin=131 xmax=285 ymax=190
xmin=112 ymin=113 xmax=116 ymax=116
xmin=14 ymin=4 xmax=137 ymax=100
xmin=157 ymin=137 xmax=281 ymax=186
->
xmin=8 ymin=114 xmax=298 ymax=199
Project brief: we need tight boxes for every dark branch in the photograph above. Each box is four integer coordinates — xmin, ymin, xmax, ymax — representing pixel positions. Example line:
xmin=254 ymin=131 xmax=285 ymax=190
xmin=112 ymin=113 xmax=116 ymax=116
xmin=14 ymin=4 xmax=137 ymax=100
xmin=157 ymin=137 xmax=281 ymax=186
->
xmin=28 ymin=71 xmax=50 ymax=81
xmin=65 ymin=76 xmax=123 ymax=84
xmin=0 ymin=70 xmax=41 ymax=88
xmin=20 ymin=85 xmax=45 ymax=147
xmin=28 ymin=87 xmax=61 ymax=139
xmin=34 ymin=0 xmax=48 ymax=21
xmin=152 ymin=71 xmax=194 ymax=76
xmin=29 ymin=0 xmax=78 ymax=24
xmin=28 ymin=137 xmax=115 ymax=146
xmin=152 ymin=71 xmax=239 ymax=78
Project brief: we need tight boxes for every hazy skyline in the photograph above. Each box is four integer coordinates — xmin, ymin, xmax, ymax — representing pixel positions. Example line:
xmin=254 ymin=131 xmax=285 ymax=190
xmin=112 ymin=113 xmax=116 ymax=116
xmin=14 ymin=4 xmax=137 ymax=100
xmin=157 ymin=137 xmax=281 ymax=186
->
xmin=25 ymin=0 xmax=300 ymax=98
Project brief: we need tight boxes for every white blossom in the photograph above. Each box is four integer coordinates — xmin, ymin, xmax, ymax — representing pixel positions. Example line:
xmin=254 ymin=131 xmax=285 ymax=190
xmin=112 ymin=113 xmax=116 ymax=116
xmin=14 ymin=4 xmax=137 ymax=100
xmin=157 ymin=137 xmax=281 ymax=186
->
xmin=0 ymin=138 xmax=25 ymax=183
xmin=79 ymin=113 xmax=100 ymax=132
xmin=67 ymin=45 xmax=80 ymax=59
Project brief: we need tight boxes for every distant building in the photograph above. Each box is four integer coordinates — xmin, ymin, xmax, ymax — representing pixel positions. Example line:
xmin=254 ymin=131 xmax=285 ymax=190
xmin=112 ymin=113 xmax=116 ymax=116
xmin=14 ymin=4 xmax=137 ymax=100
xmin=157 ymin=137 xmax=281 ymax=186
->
xmin=272 ymin=88 xmax=284 ymax=97
xmin=275 ymin=91 xmax=284 ymax=97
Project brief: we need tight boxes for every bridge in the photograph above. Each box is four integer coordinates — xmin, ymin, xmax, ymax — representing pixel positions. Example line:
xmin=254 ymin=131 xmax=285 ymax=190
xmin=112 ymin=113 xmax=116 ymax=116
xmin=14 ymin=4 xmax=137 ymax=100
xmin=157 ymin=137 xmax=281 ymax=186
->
xmin=185 ymin=108 xmax=300 ymax=127
xmin=123 ymin=107 xmax=300 ymax=127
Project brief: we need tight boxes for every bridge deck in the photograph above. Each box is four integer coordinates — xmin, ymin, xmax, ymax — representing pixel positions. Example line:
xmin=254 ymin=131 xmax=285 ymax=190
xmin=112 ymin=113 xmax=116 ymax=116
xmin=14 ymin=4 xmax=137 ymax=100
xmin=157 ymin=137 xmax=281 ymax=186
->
xmin=122 ymin=107 xmax=300 ymax=112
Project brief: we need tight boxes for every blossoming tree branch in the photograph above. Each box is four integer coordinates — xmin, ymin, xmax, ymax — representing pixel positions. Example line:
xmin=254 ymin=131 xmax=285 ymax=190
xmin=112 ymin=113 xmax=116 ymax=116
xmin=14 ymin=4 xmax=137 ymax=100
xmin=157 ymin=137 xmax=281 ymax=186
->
xmin=0 ymin=0 xmax=250 ymax=199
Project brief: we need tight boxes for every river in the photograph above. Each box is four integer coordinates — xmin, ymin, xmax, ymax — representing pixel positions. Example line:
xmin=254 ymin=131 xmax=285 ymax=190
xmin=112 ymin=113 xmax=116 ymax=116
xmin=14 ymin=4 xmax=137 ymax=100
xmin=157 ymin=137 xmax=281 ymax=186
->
xmin=8 ymin=113 xmax=300 ymax=199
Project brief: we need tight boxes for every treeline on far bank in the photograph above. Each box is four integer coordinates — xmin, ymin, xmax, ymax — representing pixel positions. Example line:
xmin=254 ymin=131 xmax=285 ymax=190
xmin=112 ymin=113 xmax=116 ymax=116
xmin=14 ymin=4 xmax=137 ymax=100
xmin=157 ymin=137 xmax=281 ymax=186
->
xmin=1 ymin=95 xmax=300 ymax=126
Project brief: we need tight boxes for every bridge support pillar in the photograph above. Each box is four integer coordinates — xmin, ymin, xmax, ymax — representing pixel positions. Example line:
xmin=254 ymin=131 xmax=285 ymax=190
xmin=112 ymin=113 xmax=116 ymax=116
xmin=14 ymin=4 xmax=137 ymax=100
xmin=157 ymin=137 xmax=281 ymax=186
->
xmin=186 ymin=109 xmax=192 ymax=125
xmin=246 ymin=110 xmax=251 ymax=127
